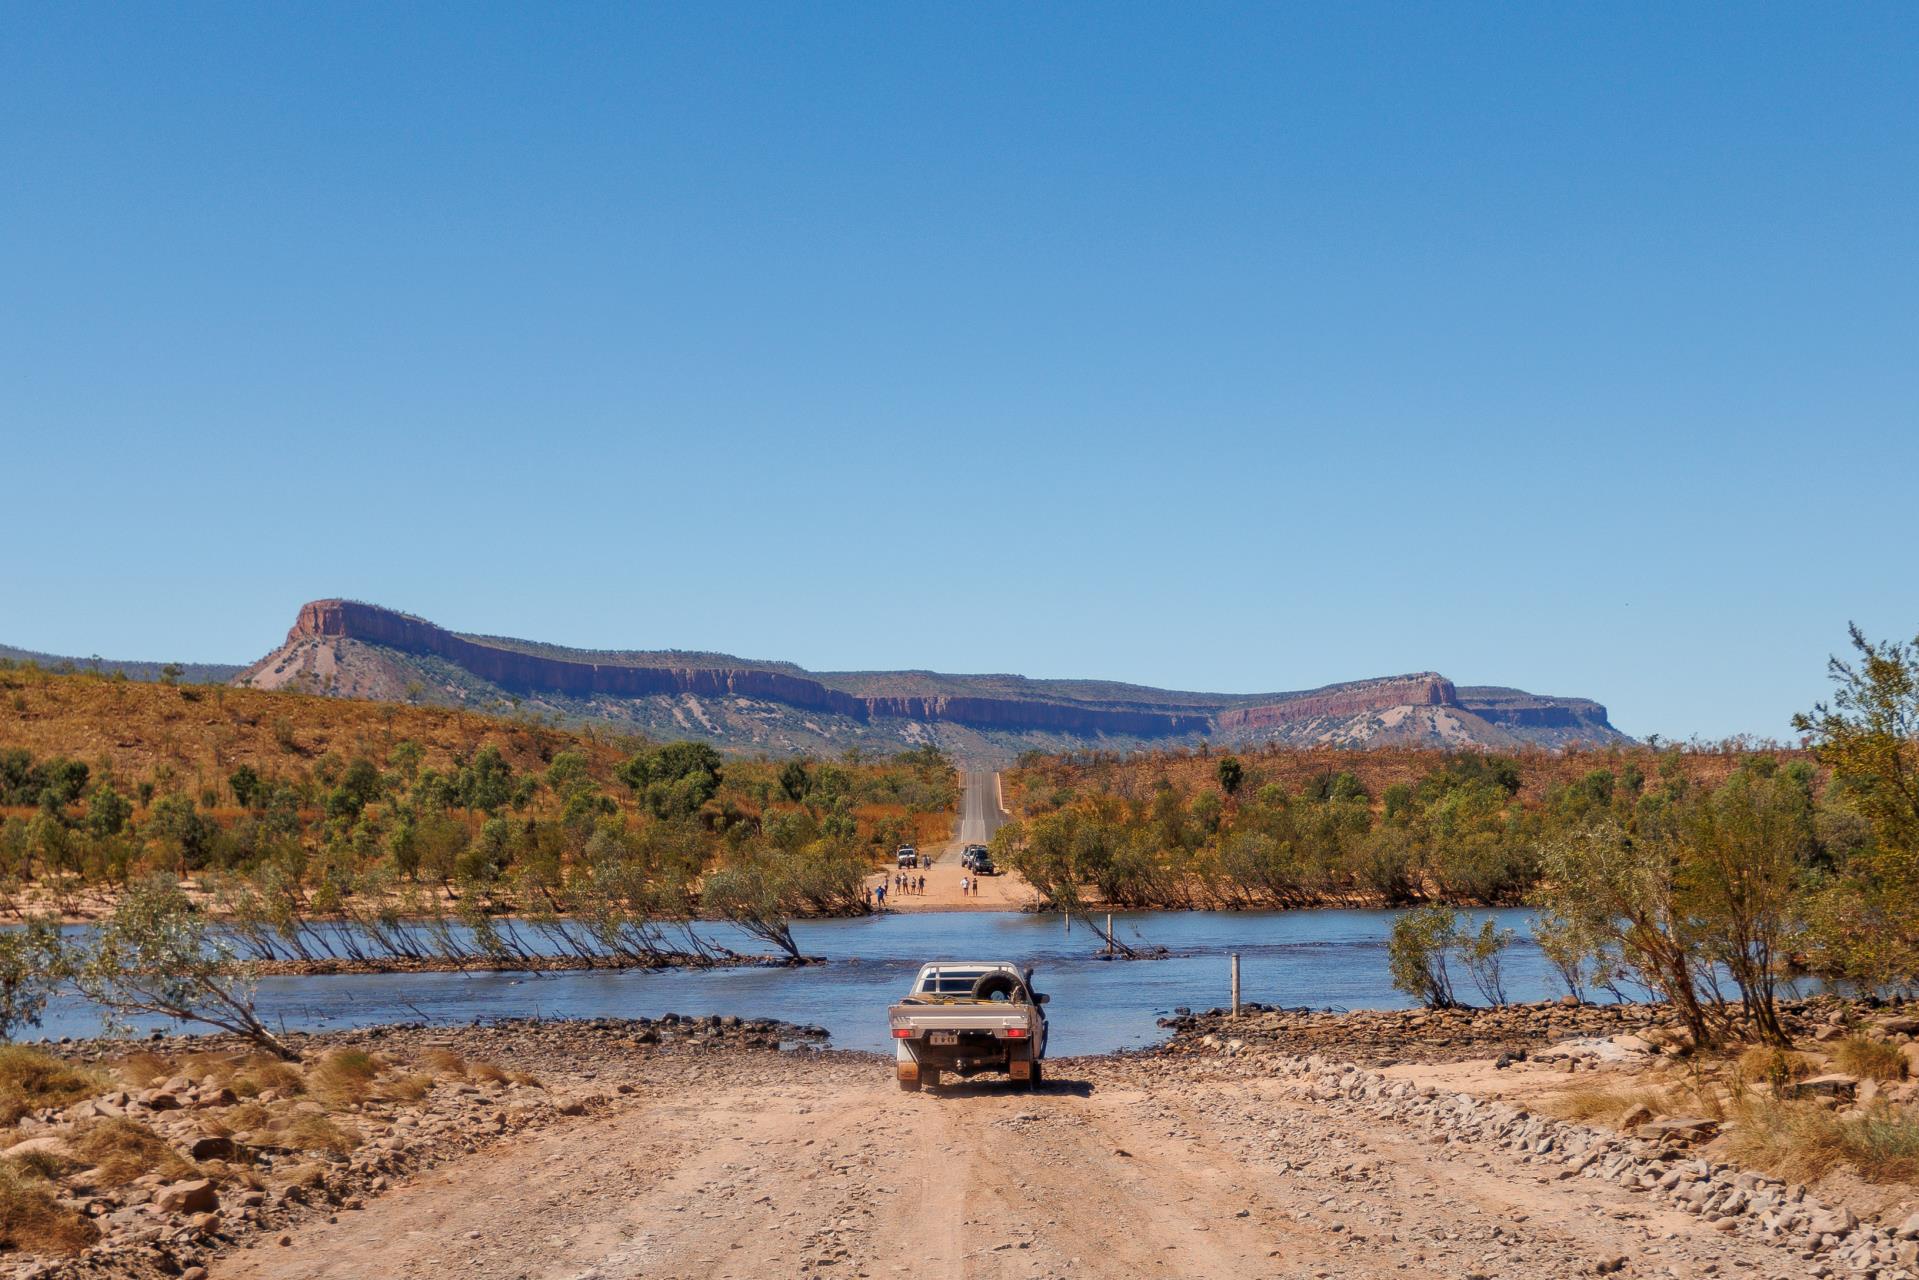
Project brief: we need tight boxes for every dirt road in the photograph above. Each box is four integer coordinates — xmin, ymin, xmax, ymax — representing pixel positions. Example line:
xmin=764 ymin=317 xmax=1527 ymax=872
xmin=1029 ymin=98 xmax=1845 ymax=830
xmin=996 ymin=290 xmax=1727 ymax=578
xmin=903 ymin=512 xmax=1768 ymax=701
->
xmin=873 ymin=771 xmax=1031 ymax=912
xmin=210 ymin=1051 xmax=1806 ymax=1280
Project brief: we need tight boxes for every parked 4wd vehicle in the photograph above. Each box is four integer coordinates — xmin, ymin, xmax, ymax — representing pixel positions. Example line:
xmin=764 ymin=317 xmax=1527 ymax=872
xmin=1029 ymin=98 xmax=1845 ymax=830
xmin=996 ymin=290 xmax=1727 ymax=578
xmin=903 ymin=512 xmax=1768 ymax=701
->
xmin=959 ymin=844 xmax=989 ymax=870
xmin=896 ymin=845 xmax=919 ymax=869
xmin=888 ymin=961 xmax=1049 ymax=1091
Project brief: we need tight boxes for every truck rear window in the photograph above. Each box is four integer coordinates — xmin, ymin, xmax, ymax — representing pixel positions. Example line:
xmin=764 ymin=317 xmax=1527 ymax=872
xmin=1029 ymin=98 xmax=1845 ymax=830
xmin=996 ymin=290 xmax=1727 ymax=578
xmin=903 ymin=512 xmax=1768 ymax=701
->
xmin=916 ymin=969 xmax=991 ymax=994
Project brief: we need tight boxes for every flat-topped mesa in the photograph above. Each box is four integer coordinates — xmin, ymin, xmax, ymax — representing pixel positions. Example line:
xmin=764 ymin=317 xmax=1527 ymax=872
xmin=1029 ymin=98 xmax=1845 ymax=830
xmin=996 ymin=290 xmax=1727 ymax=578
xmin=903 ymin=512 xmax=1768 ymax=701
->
xmin=1212 ymin=674 xmax=1459 ymax=733
xmin=276 ymin=600 xmax=1209 ymax=738
xmin=1455 ymin=686 xmax=1612 ymax=732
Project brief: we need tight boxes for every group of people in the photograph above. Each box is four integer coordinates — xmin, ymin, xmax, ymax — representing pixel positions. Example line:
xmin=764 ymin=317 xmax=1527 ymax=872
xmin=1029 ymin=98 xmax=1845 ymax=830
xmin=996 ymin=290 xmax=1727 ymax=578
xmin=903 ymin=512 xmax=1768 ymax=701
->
xmin=860 ymin=866 xmax=991 ymax=910
xmin=864 ymin=871 xmax=925 ymax=910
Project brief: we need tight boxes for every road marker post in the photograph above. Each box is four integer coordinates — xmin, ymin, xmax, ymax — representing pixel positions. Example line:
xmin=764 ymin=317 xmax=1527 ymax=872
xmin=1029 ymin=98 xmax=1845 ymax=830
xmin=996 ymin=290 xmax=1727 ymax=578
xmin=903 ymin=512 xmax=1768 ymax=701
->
xmin=1230 ymin=953 xmax=1241 ymax=1018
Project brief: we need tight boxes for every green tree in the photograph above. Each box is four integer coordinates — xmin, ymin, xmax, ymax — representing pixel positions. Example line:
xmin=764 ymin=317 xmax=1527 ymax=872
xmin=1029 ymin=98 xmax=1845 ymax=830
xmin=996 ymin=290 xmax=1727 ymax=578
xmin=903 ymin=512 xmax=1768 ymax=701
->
xmin=228 ymin=764 xmax=263 ymax=808
xmin=1215 ymin=755 xmax=1244 ymax=797
xmin=458 ymin=745 xmax=515 ymax=815
xmin=0 ymin=917 xmax=61 ymax=1041
xmin=1793 ymin=624 xmax=1919 ymax=987
xmin=84 ymin=784 xmax=132 ymax=838
xmin=779 ymin=759 xmax=812 ymax=803
xmin=66 ymin=876 xmax=297 ymax=1058
xmin=1388 ymin=905 xmax=1460 ymax=1009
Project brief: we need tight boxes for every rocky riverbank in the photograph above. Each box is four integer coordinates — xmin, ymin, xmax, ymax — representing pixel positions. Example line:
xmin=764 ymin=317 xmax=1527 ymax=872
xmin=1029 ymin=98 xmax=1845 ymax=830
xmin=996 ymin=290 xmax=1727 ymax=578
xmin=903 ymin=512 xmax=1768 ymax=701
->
xmin=1167 ymin=1043 xmax=1919 ymax=1276
xmin=1 ymin=1017 xmax=831 ymax=1280
xmin=1159 ymin=995 xmax=1881 ymax=1065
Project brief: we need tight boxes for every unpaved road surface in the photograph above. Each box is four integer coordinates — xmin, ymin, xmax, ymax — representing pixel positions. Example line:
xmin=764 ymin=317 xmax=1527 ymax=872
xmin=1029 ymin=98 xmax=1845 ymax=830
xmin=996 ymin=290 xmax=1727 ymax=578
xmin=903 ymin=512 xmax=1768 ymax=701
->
xmin=873 ymin=770 xmax=1030 ymax=912
xmin=211 ymin=1051 xmax=1809 ymax=1280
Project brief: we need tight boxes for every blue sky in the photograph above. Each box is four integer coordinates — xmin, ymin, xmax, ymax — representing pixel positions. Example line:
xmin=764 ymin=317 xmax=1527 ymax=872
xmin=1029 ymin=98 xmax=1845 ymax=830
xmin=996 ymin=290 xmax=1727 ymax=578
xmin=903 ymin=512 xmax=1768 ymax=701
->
xmin=4 ymin=5 xmax=1915 ymax=742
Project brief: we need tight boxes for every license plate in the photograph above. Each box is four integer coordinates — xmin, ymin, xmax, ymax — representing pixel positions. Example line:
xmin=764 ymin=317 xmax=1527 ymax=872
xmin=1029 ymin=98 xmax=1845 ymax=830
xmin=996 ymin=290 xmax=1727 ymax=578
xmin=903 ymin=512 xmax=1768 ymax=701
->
xmin=929 ymin=1032 xmax=958 ymax=1046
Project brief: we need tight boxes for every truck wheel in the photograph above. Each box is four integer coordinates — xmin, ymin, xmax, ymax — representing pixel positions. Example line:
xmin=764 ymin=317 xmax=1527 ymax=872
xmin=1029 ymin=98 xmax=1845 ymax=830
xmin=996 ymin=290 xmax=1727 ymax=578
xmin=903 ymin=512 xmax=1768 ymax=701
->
xmin=923 ymin=1068 xmax=941 ymax=1089
xmin=1027 ymin=1061 xmax=1043 ymax=1089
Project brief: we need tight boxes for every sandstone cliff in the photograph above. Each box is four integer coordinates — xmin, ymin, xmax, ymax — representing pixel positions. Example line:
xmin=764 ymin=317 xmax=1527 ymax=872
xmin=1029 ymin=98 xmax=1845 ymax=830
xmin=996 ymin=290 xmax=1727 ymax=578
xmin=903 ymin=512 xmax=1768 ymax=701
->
xmin=226 ymin=599 xmax=1630 ymax=754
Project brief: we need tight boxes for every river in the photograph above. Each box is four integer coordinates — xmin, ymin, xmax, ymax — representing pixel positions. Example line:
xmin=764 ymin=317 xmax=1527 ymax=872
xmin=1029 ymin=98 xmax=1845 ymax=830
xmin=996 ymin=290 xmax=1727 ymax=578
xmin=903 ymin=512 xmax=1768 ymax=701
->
xmin=27 ymin=907 xmax=1611 ymax=1055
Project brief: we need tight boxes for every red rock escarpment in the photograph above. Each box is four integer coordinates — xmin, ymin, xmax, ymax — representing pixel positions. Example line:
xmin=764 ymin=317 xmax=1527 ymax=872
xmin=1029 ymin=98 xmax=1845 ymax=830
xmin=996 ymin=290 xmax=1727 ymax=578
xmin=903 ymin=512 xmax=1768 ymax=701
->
xmin=281 ymin=601 xmax=1212 ymax=738
xmin=1211 ymin=674 xmax=1459 ymax=733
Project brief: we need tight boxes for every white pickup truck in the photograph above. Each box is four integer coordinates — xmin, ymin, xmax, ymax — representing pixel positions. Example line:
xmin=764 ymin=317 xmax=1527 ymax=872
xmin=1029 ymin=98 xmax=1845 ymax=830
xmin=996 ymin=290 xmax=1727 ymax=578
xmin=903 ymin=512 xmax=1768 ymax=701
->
xmin=888 ymin=961 xmax=1049 ymax=1091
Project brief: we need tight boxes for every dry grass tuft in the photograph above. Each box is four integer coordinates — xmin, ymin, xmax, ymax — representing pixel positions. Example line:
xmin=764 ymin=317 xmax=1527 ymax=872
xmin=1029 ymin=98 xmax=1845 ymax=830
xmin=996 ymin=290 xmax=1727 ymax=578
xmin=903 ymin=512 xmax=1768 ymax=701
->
xmin=0 ymin=1047 xmax=103 ymax=1126
xmin=419 ymin=1048 xmax=467 ymax=1076
xmin=1730 ymin=1046 xmax=1821 ymax=1091
xmin=1833 ymin=1036 xmax=1909 ymax=1082
xmin=276 ymin=1113 xmax=359 ymax=1155
xmin=467 ymin=1060 xmax=509 ymax=1085
xmin=0 ymin=1165 xmax=99 ymax=1255
xmin=112 ymin=1051 xmax=176 ymax=1088
xmin=1726 ymin=1098 xmax=1919 ymax=1184
xmin=310 ymin=1049 xmax=386 ymax=1104
xmin=1545 ymin=1081 xmax=1713 ymax=1125
xmin=66 ymin=1118 xmax=195 ymax=1186
xmin=379 ymin=1073 xmax=434 ymax=1103
xmin=233 ymin=1058 xmax=305 ymax=1098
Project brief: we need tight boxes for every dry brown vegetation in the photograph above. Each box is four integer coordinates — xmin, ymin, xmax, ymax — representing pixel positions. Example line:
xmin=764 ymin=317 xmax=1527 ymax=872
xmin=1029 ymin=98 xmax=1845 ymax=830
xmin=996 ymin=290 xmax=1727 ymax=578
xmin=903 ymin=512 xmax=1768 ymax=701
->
xmin=0 ymin=1040 xmax=536 ymax=1258
xmin=0 ymin=1044 xmax=102 ymax=1125
xmin=67 ymin=1116 xmax=197 ymax=1185
xmin=0 ymin=668 xmax=624 ymax=803
xmin=1833 ymin=1035 xmax=1910 ymax=1082
xmin=1727 ymin=1100 xmax=1919 ymax=1184
xmin=0 ymin=1164 xmax=98 ymax=1254
xmin=1007 ymin=741 xmax=1815 ymax=819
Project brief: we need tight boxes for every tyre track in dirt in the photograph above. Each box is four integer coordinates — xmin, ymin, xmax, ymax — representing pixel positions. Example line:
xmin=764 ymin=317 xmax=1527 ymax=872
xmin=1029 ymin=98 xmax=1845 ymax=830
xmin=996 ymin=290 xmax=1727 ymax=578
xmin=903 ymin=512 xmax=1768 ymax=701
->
xmin=211 ymin=1051 xmax=1816 ymax=1280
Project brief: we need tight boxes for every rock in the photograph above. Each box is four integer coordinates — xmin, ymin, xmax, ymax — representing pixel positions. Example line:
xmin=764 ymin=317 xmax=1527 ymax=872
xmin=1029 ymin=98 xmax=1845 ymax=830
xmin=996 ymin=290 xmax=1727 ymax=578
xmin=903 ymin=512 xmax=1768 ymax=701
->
xmin=1806 ymin=1206 xmax=1857 ymax=1236
xmin=189 ymin=1134 xmax=238 ymax=1161
xmin=1895 ymin=1211 xmax=1919 ymax=1240
xmin=1781 ymin=1074 xmax=1858 ymax=1101
xmin=155 ymin=1178 xmax=219 ymax=1214
xmin=2 ymin=1134 xmax=68 ymax=1161
xmin=1634 ymin=1117 xmax=1720 ymax=1143
xmin=1616 ymin=1103 xmax=1655 ymax=1129
xmin=1610 ymin=1034 xmax=1654 ymax=1054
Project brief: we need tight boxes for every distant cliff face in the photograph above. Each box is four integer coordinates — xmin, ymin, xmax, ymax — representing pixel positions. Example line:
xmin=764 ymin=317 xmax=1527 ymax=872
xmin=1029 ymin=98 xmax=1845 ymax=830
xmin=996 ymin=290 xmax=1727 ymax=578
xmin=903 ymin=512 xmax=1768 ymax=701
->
xmin=233 ymin=600 xmax=1630 ymax=754
xmin=261 ymin=600 xmax=1213 ymax=738
xmin=1213 ymin=675 xmax=1457 ymax=733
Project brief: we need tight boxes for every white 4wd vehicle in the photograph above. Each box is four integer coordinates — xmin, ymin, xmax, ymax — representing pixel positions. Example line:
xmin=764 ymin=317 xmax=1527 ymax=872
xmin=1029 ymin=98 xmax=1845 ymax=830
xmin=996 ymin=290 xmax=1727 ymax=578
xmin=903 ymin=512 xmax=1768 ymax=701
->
xmin=887 ymin=961 xmax=1049 ymax=1091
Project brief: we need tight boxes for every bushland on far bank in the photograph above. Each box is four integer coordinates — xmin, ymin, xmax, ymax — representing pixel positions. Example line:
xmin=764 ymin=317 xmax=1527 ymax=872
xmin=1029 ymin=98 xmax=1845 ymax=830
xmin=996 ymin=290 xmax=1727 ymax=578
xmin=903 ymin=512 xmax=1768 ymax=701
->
xmin=0 ymin=665 xmax=959 ymax=956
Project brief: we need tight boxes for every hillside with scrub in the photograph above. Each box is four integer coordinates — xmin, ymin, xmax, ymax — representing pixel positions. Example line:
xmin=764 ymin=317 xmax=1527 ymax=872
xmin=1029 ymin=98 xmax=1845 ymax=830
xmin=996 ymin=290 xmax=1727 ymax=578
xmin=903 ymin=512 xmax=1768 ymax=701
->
xmin=0 ymin=660 xmax=958 ymax=963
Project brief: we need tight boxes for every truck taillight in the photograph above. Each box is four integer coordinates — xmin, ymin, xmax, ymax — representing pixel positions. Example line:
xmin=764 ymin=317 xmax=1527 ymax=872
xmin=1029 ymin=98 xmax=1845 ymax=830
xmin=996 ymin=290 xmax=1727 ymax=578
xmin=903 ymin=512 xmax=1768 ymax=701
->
xmin=1003 ymin=1027 xmax=1027 ymax=1038
xmin=892 ymin=1028 xmax=914 ymax=1038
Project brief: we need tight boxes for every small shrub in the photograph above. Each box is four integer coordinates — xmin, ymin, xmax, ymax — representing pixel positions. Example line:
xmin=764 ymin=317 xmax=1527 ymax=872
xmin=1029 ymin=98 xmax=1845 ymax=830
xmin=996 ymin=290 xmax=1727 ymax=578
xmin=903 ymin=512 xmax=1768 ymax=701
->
xmin=0 ymin=1165 xmax=99 ymax=1254
xmin=467 ymin=1060 xmax=509 ymax=1085
xmin=0 ymin=1047 xmax=102 ymax=1126
xmin=1834 ymin=1036 xmax=1909 ymax=1082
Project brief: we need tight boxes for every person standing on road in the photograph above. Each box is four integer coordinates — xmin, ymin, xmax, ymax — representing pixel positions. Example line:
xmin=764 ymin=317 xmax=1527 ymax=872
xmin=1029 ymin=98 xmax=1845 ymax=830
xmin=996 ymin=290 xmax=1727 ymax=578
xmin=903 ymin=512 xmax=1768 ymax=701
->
xmin=960 ymin=874 xmax=969 ymax=896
